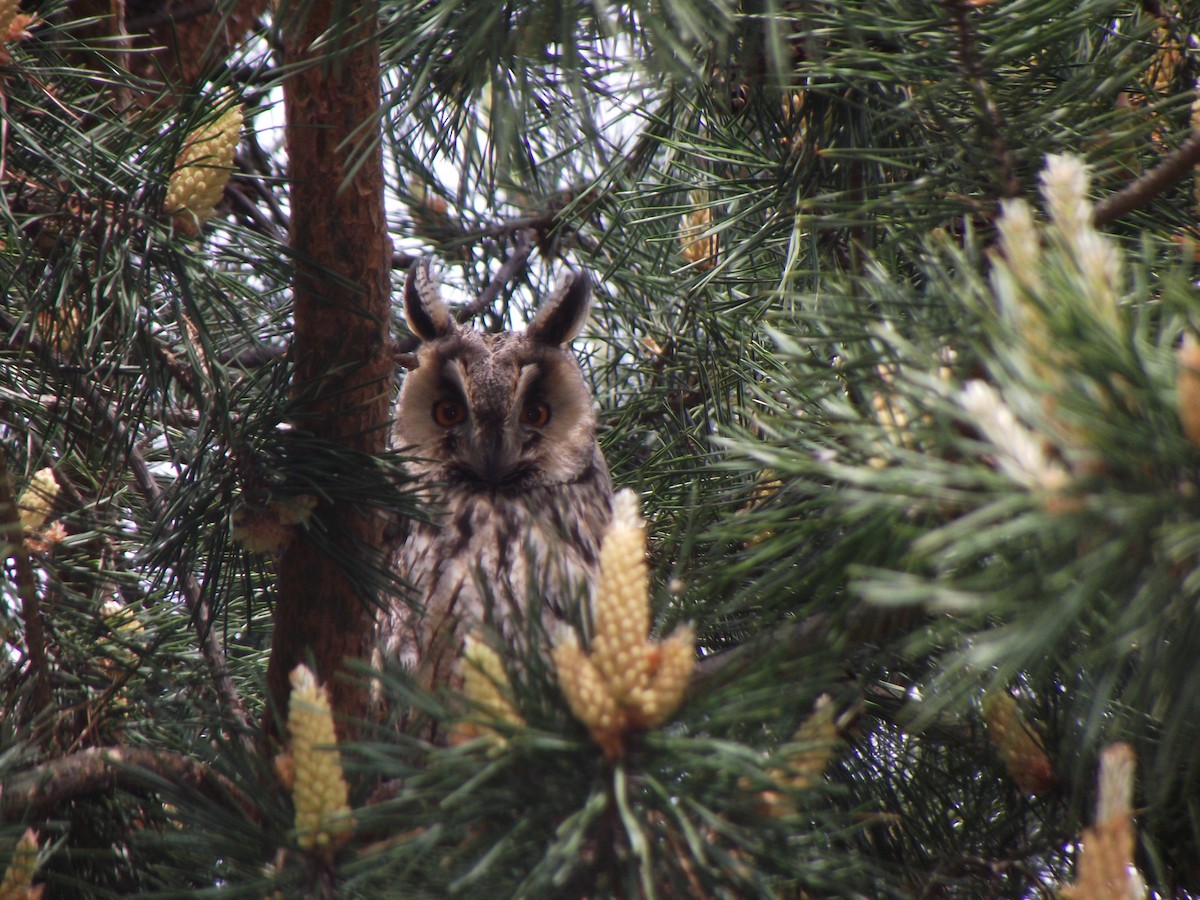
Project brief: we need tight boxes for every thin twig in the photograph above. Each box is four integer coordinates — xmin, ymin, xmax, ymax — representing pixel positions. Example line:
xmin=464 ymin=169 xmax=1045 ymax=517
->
xmin=455 ymin=229 xmax=537 ymax=324
xmin=1093 ymin=129 xmax=1200 ymax=227
xmin=944 ymin=0 xmax=1020 ymax=199
xmin=391 ymin=232 xmax=538 ymax=358
xmin=387 ymin=97 xmax=671 ymax=352
xmin=216 ymin=342 xmax=287 ymax=369
xmin=144 ymin=326 xmax=202 ymax=407
xmin=0 ymin=446 xmax=54 ymax=723
xmin=449 ymin=212 xmax=559 ymax=246
xmin=111 ymin=0 xmax=133 ymax=116
xmin=226 ymin=180 xmax=285 ymax=240
xmin=233 ymin=144 xmax=291 ymax=233
xmin=414 ymin=95 xmax=667 ymax=259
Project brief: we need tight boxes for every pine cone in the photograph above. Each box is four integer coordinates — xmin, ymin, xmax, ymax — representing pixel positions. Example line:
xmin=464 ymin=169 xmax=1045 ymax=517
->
xmin=165 ymin=103 xmax=243 ymax=233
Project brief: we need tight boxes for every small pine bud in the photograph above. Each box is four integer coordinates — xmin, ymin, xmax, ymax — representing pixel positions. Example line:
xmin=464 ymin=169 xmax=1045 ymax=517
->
xmin=16 ymin=468 xmax=57 ymax=533
xmin=782 ymin=693 xmax=839 ymax=790
xmin=591 ymin=489 xmax=651 ymax=699
xmin=1065 ymin=816 xmax=1144 ymax=900
xmin=680 ymin=190 xmax=718 ymax=271
xmin=959 ymin=380 xmax=1069 ymax=493
xmin=165 ymin=102 xmax=243 ymax=231
xmin=1095 ymin=742 xmax=1135 ymax=827
xmin=1177 ymin=333 xmax=1200 ymax=445
xmin=628 ymin=625 xmax=695 ymax=729
xmin=0 ymin=0 xmax=19 ymax=41
xmin=34 ymin=303 xmax=83 ymax=355
xmin=781 ymin=90 xmax=805 ymax=123
xmin=983 ymin=692 xmax=1056 ymax=796
xmin=552 ymin=632 xmax=623 ymax=757
xmin=748 ymin=694 xmax=840 ymax=818
xmin=0 ymin=828 xmax=42 ymax=900
xmin=410 ymin=182 xmax=459 ymax=243
xmin=871 ymin=389 xmax=911 ymax=449
xmin=274 ymin=494 xmax=317 ymax=526
xmin=98 ymin=598 xmax=145 ymax=679
xmin=996 ymin=198 xmax=1041 ymax=291
xmin=101 ymin=598 xmax=143 ymax=636
xmin=1040 ymin=153 xmax=1092 ymax=241
xmin=287 ymin=665 xmax=353 ymax=853
xmin=461 ymin=634 xmax=524 ymax=729
xmin=231 ymin=496 xmax=316 ymax=555
xmin=1060 ymin=742 xmax=1145 ymax=900
xmin=230 ymin=505 xmax=290 ymax=555
xmin=1038 ymin=153 xmax=1123 ymax=330
xmin=1074 ymin=228 xmax=1122 ymax=326
xmin=1144 ymin=28 xmax=1181 ymax=96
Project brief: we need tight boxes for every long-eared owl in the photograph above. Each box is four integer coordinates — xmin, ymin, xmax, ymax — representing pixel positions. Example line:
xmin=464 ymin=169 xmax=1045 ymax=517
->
xmin=381 ymin=259 xmax=614 ymax=695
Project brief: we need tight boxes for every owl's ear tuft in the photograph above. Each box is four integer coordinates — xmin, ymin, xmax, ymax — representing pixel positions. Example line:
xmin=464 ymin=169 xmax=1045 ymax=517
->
xmin=404 ymin=257 xmax=456 ymax=341
xmin=527 ymin=270 xmax=592 ymax=345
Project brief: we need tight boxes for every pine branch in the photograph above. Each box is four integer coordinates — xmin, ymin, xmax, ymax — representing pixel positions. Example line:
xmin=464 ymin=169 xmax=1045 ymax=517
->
xmin=0 ymin=747 xmax=249 ymax=821
xmin=449 ymin=211 xmax=560 ymax=245
xmin=406 ymin=93 xmax=671 ymax=262
xmin=226 ymin=180 xmax=285 ymax=239
xmin=142 ymin=322 xmax=203 ymax=408
xmin=1093 ymin=128 xmax=1200 ymax=226
xmin=692 ymin=612 xmax=831 ymax=690
xmin=228 ymin=145 xmax=294 ymax=240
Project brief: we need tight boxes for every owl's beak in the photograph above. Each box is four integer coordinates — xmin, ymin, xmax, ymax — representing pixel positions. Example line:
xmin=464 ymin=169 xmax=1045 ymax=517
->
xmin=474 ymin=429 xmax=512 ymax=486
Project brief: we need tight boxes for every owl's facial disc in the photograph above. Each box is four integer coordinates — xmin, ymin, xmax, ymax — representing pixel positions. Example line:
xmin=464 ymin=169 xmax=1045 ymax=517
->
xmin=395 ymin=321 xmax=598 ymax=495
xmin=429 ymin=356 xmax=591 ymax=492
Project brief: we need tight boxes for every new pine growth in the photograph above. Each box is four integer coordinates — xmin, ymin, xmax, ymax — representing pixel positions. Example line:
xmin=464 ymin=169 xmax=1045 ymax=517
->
xmin=553 ymin=489 xmax=695 ymax=759
xmin=455 ymin=634 xmax=526 ymax=745
xmin=983 ymin=692 xmax=1056 ymax=796
xmin=165 ymin=103 xmax=243 ymax=233
xmin=286 ymin=665 xmax=353 ymax=854
xmin=0 ymin=830 xmax=41 ymax=900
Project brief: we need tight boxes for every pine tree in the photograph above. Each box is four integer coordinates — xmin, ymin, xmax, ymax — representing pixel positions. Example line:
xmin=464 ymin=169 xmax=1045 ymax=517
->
xmin=3 ymin=0 xmax=1200 ymax=896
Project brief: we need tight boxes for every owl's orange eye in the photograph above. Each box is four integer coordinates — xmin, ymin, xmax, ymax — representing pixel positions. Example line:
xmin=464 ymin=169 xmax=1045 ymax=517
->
xmin=521 ymin=400 xmax=551 ymax=427
xmin=432 ymin=399 xmax=465 ymax=427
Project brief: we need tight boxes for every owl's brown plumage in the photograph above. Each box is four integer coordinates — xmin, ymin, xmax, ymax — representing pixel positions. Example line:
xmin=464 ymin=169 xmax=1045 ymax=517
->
xmin=380 ymin=259 xmax=613 ymax=695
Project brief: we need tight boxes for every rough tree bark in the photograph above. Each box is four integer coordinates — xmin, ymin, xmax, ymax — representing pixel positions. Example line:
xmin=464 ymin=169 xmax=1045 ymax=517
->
xmin=264 ymin=0 xmax=392 ymax=742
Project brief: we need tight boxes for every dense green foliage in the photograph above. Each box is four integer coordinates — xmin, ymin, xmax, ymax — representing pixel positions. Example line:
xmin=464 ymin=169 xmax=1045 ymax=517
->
xmin=3 ymin=0 xmax=1200 ymax=896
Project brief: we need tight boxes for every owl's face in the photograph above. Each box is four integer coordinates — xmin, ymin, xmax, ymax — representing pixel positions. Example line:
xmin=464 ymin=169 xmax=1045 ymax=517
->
xmin=395 ymin=261 xmax=600 ymax=495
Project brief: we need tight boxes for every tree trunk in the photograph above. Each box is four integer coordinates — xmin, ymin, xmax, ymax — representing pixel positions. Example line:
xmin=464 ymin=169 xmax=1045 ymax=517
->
xmin=265 ymin=0 xmax=392 ymax=743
